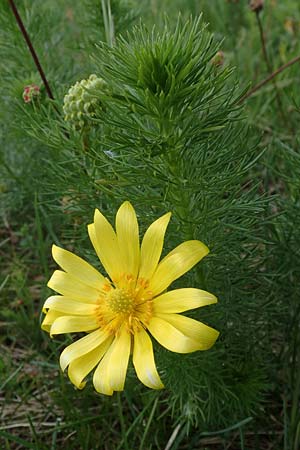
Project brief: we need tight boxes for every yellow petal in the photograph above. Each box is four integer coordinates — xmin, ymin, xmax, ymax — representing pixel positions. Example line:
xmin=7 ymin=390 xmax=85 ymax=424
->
xmin=148 ymin=314 xmax=219 ymax=353
xmin=90 ymin=209 xmax=123 ymax=281
xmin=68 ymin=337 xmax=113 ymax=389
xmin=133 ymin=328 xmax=164 ymax=389
xmin=93 ymin=325 xmax=131 ymax=395
xmin=153 ymin=288 xmax=217 ymax=314
xmin=116 ymin=201 xmax=140 ymax=280
xmin=60 ymin=328 xmax=110 ymax=371
xmin=41 ymin=310 xmax=64 ymax=332
xmin=147 ymin=316 xmax=200 ymax=353
xmin=43 ymin=295 xmax=98 ymax=315
xmin=87 ymin=223 xmax=101 ymax=258
xmin=139 ymin=212 xmax=171 ymax=281
xmin=149 ymin=240 xmax=209 ymax=296
xmin=52 ymin=245 xmax=105 ymax=289
xmin=50 ymin=316 xmax=99 ymax=336
xmin=47 ymin=270 xmax=100 ymax=303
xmin=159 ymin=314 xmax=219 ymax=348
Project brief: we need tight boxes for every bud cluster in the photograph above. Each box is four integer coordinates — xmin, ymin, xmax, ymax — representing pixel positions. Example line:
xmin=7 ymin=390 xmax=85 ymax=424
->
xmin=63 ymin=74 xmax=107 ymax=129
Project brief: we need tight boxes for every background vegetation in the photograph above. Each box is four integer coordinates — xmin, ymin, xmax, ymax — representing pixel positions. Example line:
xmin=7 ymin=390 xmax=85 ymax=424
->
xmin=1 ymin=0 xmax=300 ymax=449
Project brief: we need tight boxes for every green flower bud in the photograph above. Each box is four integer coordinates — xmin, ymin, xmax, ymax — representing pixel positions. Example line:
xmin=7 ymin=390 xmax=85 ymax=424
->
xmin=63 ymin=74 xmax=108 ymax=130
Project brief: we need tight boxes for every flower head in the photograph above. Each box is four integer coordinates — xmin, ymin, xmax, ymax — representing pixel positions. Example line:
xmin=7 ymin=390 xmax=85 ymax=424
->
xmin=42 ymin=201 xmax=219 ymax=395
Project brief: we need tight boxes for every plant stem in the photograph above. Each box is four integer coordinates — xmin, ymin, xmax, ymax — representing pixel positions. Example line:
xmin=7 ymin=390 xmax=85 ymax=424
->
xmin=101 ymin=0 xmax=115 ymax=47
xmin=165 ymin=150 xmax=207 ymax=290
xmin=255 ymin=11 xmax=287 ymax=126
xmin=255 ymin=11 xmax=272 ymax=74
xmin=117 ymin=393 xmax=129 ymax=450
xmin=238 ymin=55 xmax=300 ymax=103
xmin=139 ymin=396 xmax=159 ymax=450
xmin=8 ymin=0 xmax=54 ymax=100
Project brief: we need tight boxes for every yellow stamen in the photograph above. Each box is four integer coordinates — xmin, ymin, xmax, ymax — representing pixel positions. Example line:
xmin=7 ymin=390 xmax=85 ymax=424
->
xmin=95 ymin=276 xmax=153 ymax=334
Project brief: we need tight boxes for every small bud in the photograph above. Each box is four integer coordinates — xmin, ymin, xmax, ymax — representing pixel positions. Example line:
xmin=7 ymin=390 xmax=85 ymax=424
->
xmin=284 ymin=18 xmax=295 ymax=35
xmin=249 ymin=0 xmax=264 ymax=13
xmin=22 ymin=84 xmax=40 ymax=103
xmin=211 ymin=51 xmax=225 ymax=67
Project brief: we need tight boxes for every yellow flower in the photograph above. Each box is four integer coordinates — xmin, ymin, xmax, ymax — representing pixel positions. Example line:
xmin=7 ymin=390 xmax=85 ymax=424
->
xmin=42 ymin=201 xmax=219 ymax=395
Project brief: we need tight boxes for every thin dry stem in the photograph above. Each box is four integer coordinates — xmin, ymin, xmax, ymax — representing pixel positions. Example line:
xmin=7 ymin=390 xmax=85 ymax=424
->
xmin=255 ymin=11 xmax=287 ymax=125
xmin=8 ymin=0 xmax=54 ymax=100
xmin=239 ymin=55 xmax=300 ymax=103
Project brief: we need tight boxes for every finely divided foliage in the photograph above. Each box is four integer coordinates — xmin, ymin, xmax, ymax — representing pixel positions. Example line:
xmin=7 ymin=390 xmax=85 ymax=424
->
xmin=2 ymin=0 xmax=299 ymax=447
xmin=1 ymin=7 xmax=267 ymax=430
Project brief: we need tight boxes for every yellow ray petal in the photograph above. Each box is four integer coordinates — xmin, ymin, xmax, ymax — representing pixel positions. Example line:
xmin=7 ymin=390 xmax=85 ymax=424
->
xmin=52 ymin=245 xmax=105 ymax=289
xmin=149 ymin=240 xmax=209 ymax=296
xmin=93 ymin=325 xmax=131 ymax=395
xmin=47 ymin=270 xmax=100 ymax=303
xmin=139 ymin=212 xmax=171 ymax=281
xmin=60 ymin=328 xmax=110 ymax=371
xmin=159 ymin=313 xmax=219 ymax=348
xmin=148 ymin=314 xmax=219 ymax=353
xmin=153 ymin=288 xmax=217 ymax=314
xmin=116 ymin=201 xmax=140 ymax=280
xmin=133 ymin=328 xmax=164 ymax=389
xmin=147 ymin=316 xmax=200 ymax=353
xmin=68 ymin=337 xmax=113 ymax=389
xmin=92 ymin=346 xmax=113 ymax=396
xmin=87 ymin=223 xmax=101 ymax=257
xmin=90 ymin=209 xmax=123 ymax=281
xmin=50 ymin=316 xmax=99 ymax=336
xmin=41 ymin=310 xmax=64 ymax=332
xmin=43 ymin=295 xmax=98 ymax=315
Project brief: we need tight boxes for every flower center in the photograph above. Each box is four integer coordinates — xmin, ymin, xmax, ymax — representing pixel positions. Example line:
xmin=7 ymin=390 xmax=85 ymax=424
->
xmin=95 ymin=277 xmax=154 ymax=334
xmin=107 ymin=288 xmax=135 ymax=314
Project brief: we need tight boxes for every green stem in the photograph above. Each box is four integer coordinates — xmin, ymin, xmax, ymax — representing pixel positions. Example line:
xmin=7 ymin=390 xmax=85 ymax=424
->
xmin=139 ymin=396 xmax=159 ymax=450
xmin=165 ymin=150 xmax=207 ymax=289
xmin=117 ymin=392 xmax=129 ymax=450
xmin=101 ymin=0 xmax=115 ymax=47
